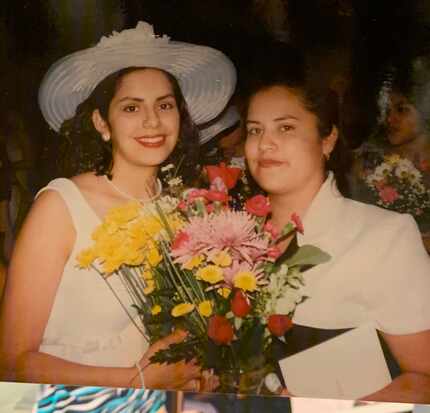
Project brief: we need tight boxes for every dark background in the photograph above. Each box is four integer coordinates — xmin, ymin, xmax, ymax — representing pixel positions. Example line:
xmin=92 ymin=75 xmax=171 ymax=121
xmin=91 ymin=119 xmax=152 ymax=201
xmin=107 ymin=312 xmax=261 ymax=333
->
xmin=1 ymin=0 xmax=430 ymax=190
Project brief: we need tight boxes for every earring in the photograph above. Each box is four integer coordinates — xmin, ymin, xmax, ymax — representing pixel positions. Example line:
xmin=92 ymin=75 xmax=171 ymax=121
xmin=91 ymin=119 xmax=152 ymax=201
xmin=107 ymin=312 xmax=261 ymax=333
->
xmin=324 ymin=152 xmax=331 ymax=161
xmin=102 ymin=133 xmax=110 ymax=142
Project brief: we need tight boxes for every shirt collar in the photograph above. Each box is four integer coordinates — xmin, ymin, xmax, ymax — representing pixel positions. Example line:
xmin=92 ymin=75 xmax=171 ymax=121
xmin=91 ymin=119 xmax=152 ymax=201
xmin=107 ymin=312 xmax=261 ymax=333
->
xmin=298 ymin=171 xmax=344 ymax=242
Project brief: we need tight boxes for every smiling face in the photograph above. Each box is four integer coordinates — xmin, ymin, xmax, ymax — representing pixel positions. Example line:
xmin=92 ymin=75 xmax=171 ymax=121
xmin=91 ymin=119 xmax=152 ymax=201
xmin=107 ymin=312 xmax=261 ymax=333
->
xmin=93 ymin=68 xmax=180 ymax=171
xmin=245 ymin=86 xmax=337 ymax=197
xmin=386 ymin=92 xmax=424 ymax=146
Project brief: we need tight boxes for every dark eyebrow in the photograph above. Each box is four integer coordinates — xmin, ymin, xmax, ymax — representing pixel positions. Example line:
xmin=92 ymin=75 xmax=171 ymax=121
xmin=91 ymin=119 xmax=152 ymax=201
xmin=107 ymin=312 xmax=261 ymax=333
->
xmin=273 ymin=115 xmax=299 ymax=121
xmin=116 ymin=94 xmax=175 ymax=103
xmin=246 ymin=115 xmax=298 ymax=124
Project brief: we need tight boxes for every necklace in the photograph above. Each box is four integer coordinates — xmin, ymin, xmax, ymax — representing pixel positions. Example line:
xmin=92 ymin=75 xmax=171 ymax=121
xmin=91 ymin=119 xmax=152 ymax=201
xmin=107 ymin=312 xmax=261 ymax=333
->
xmin=104 ymin=175 xmax=162 ymax=203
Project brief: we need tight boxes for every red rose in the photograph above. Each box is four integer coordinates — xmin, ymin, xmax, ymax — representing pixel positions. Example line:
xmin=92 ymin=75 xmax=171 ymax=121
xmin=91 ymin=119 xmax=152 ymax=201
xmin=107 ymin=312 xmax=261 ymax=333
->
xmin=205 ymin=163 xmax=242 ymax=190
xmin=245 ymin=195 xmax=271 ymax=217
xmin=290 ymin=213 xmax=304 ymax=234
xmin=207 ymin=315 xmax=234 ymax=345
xmin=171 ymin=231 xmax=189 ymax=250
xmin=267 ymin=314 xmax=293 ymax=337
xmin=206 ymin=190 xmax=229 ymax=203
xmin=231 ymin=290 xmax=251 ymax=317
xmin=187 ymin=188 xmax=208 ymax=203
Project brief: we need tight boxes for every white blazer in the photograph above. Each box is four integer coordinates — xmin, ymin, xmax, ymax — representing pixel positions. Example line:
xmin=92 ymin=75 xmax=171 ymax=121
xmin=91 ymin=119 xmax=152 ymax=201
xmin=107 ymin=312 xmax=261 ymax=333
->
xmin=290 ymin=173 xmax=430 ymax=335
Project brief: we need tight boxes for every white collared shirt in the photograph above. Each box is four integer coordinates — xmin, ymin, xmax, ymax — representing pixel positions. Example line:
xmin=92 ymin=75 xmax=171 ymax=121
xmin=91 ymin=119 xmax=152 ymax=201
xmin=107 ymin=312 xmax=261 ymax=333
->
xmin=291 ymin=173 xmax=430 ymax=335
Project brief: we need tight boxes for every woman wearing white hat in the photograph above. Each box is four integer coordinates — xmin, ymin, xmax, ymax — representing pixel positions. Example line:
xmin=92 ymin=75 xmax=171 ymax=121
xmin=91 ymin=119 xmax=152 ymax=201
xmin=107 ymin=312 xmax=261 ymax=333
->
xmin=0 ymin=21 xmax=236 ymax=393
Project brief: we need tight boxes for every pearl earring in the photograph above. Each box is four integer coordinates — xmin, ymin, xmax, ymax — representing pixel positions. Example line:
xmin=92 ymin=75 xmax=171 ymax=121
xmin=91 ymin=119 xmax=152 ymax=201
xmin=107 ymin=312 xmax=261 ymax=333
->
xmin=102 ymin=133 xmax=110 ymax=142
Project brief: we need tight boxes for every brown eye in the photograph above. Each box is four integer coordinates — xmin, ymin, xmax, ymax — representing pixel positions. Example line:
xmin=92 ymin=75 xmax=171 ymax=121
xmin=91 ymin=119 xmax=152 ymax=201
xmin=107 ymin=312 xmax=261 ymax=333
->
xmin=280 ymin=124 xmax=294 ymax=132
xmin=246 ymin=127 xmax=262 ymax=136
xmin=159 ymin=101 xmax=175 ymax=111
xmin=124 ymin=105 xmax=138 ymax=113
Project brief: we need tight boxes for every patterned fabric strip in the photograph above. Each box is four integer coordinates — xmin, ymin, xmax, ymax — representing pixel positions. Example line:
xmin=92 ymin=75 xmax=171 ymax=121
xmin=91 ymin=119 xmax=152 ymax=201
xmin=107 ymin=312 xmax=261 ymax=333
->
xmin=33 ymin=385 xmax=166 ymax=413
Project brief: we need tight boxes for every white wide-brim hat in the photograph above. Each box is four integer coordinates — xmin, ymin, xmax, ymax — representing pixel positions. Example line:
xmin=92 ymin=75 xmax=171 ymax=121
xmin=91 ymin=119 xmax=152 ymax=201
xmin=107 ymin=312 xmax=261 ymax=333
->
xmin=39 ymin=21 xmax=236 ymax=132
xmin=198 ymin=105 xmax=241 ymax=145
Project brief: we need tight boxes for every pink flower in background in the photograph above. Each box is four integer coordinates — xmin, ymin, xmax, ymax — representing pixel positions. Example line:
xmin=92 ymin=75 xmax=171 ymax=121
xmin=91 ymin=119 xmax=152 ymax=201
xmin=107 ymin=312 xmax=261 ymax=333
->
xmin=291 ymin=213 xmax=304 ymax=234
xmin=171 ymin=210 xmax=269 ymax=265
xmin=378 ymin=186 xmax=399 ymax=204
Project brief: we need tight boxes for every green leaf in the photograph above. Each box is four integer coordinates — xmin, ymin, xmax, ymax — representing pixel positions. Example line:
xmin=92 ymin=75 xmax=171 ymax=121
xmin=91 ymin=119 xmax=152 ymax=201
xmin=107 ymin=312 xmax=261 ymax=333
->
xmin=273 ymin=234 xmax=299 ymax=270
xmin=285 ymin=245 xmax=331 ymax=268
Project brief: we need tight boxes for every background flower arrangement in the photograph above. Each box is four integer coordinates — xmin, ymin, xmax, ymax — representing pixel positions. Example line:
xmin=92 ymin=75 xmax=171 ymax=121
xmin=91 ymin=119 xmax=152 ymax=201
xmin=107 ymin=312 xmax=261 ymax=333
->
xmin=356 ymin=151 xmax=430 ymax=231
xmin=77 ymin=164 xmax=330 ymax=393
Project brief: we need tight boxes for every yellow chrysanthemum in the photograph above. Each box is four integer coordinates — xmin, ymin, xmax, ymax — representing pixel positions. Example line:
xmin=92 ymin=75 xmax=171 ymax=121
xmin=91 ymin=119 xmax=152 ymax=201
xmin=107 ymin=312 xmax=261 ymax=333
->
xmin=183 ymin=255 xmax=204 ymax=270
xmin=140 ymin=269 xmax=153 ymax=280
xmin=171 ymin=303 xmax=195 ymax=317
xmin=151 ymin=305 xmax=162 ymax=315
xmin=91 ymin=221 xmax=121 ymax=241
xmin=234 ymin=271 xmax=258 ymax=292
xmin=105 ymin=202 xmax=141 ymax=226
xmin=198 ymin=300 xmax=213 ymax=317
xmin=217 ymin=287 xmax=232 ymax=298
xmin=211 ymin=251 xmax=232 ymax=267
xmin=102 ymin=257 xmax=123 ymax=274
xmin=141 ymin=216 xmax=164 ymax=238
xmin=128 ymin=220 xmax=152 ymax=249
xmin=196 ymin=265 xmax=224 ymax=284
xmin=143 ymin=279 xmax=155 ymax=295
xmin=76 ymin=247 xmax=97 ymax=268
xmin=146 ymin=247 xmax=162 ymax=267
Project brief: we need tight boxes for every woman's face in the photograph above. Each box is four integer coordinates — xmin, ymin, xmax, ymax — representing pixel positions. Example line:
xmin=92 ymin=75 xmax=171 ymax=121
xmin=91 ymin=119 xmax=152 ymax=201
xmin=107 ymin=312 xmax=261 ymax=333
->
xmin=245 ymin=86 xmax=336 ymax=196
xmin=386 ymin=92 xmax=423 ymax=146
xmin=94 ymin=68 xmax=180 ymax=169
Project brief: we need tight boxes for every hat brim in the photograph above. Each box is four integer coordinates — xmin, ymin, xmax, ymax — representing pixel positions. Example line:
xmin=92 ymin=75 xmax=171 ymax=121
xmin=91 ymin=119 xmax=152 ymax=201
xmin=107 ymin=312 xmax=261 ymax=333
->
xmin=39 ymin=41 xmax=236 ymax=131
xmin=198 ymin=106 xmax=241 ymax=145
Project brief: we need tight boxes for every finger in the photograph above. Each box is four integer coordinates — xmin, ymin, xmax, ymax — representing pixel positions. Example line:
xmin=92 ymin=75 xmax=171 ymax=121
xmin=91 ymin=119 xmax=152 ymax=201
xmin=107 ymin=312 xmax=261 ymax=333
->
xmin=181 ymin=379 xmax=201 ymax=392
xmin=159 ymin=330 xmax=187 ymax=348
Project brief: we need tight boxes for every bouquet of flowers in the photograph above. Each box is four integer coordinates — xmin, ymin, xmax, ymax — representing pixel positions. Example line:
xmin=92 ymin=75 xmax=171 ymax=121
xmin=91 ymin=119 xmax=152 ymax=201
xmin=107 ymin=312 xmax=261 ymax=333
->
xmin=77 ymin=164 xmax=331 ymax=394
xmin=359 ymin=153 xmax=430 ymax=228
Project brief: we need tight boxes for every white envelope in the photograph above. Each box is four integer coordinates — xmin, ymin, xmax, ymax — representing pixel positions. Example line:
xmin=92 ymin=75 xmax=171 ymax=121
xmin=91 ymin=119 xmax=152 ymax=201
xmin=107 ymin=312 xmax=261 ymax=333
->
xmin=279 ymin=324 xmax=392 ymax=400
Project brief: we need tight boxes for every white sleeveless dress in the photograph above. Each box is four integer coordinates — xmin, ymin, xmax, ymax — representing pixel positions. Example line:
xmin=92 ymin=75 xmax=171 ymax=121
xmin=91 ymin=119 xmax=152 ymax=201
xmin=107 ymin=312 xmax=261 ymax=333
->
xmin=37 ymin=178 xmax=148 ymax=367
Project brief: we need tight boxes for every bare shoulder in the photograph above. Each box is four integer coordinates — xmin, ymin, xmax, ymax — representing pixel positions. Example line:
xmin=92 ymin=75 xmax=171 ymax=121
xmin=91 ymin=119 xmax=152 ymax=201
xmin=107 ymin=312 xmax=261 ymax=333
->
xmin=18 ymin=187 xmax=75 ymax=251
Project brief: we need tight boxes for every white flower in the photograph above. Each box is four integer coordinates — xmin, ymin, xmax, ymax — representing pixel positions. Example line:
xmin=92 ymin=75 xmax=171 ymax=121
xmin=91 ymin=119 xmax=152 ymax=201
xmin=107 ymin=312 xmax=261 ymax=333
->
xmin=274 ymin=288 xmax=303 ymax=314
xmin=374 ymin=162 xmax=393 ymax=178
xmin=161 ymin=164 xmax=175 ymax=172
xmin=96 ymin=22 xmax=170 ymax=49
xmin=167 ymin=177 xmax=183 ymax=187
xmin=394 ymin=158 xmax=417 ymax=180
xmin=230 ymin=156 xmax=246 ymax=170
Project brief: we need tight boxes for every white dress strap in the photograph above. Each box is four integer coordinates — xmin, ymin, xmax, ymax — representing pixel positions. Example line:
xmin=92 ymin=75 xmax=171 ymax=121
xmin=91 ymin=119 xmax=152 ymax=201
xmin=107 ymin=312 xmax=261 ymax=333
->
xmin=35 ymin=178 xmax=100 ymax=233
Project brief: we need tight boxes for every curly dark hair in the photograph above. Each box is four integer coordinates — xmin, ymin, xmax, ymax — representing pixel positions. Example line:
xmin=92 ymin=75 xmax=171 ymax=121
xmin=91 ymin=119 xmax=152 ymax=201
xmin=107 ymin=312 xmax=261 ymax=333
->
xmin=242 ymin=42 xmax=352 ymax=197
xmin=57 ymin=67 xmax=200 ymax=185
